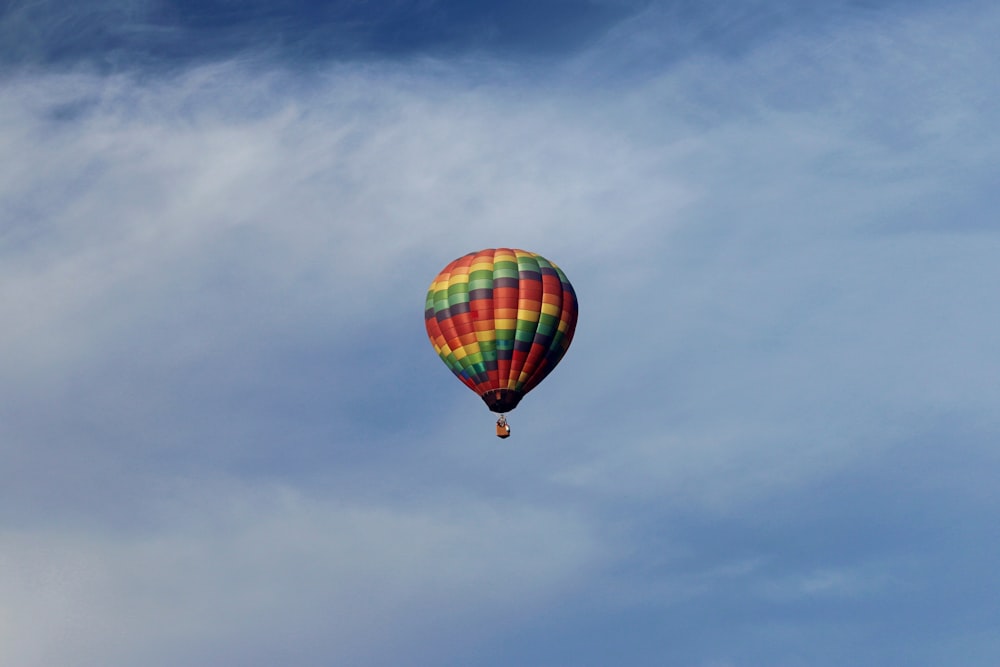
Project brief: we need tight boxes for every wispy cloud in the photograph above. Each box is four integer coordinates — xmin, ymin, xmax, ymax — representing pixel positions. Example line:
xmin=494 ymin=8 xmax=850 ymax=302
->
xmin=0 ymin=482 xmax=605 ymax=666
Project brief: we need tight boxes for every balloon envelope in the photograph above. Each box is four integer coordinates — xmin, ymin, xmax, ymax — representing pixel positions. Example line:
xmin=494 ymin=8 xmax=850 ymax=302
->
xmin=424 ymin=248 xmax=578 ymax=412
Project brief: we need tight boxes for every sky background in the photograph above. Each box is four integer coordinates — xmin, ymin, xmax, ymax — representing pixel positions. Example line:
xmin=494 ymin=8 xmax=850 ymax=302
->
xmin=2 ymin=1 xmax=999 ymax=665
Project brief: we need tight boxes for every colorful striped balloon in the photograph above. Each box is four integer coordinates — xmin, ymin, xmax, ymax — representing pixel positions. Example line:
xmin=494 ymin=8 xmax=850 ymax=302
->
xmin=425 ymin=248 xmax=579 ymax=413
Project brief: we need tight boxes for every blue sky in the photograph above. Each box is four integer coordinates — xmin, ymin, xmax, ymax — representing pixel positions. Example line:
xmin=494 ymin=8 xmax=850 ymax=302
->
xmin=2 ymin=1 xmax=999 ymax=665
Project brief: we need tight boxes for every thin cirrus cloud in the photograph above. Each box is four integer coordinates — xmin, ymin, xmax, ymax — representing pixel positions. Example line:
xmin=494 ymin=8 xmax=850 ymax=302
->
xmin=1 ymin=1 xmax=999 ymax=665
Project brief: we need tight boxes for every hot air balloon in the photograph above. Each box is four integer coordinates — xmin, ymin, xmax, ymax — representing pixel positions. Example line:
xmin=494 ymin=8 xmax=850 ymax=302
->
xmin=424 ymin=248 xmax=579 ymax=437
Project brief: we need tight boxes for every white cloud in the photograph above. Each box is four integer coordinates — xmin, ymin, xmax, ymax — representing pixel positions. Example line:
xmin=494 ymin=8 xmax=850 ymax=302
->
xmin=0 ymin=481 xmax=604 ymax=667
xmin=0 ymin=61 xmax=692 ymax=384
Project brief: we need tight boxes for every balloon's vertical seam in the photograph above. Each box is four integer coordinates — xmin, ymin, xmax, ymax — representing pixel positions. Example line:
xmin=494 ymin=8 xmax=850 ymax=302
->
xmin=470 ymin=249 xmax=498 ymax=392
xmin=510 ymin=250 xmax=541 ymax=391
xmin=521 ymin=254 xmax=562 ymax=391
xmin=493 ymin=248 xmax=518 ymax=392
xmin=445 ymin=252 xmax=486 ymax=389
